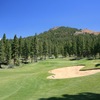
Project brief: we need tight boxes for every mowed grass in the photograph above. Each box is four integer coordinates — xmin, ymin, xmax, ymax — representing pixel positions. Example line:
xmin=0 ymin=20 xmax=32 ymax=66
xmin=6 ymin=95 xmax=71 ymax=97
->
xmin=0 ymin=58 xmax=100 ymax=100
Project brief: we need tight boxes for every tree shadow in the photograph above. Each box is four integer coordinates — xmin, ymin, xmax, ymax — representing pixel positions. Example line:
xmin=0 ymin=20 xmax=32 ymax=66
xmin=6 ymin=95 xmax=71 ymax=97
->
xmin=70 ymin=57 xmax=82 ymax=61
xmin=39 ymin=92 xmax=100 ymax=100
xmin=95 ymin=64 xmax=100 ymax=67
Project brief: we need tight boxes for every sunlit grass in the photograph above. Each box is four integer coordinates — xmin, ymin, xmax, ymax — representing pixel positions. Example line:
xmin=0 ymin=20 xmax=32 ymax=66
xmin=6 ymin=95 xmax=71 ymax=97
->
xmin=0 ymin=58 xmax=100 ymax=100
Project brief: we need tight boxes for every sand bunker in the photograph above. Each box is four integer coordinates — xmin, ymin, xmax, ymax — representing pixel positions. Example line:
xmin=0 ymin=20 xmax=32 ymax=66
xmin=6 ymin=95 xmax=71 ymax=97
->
xmin=47 ymin=66 xmax=100 ymax=79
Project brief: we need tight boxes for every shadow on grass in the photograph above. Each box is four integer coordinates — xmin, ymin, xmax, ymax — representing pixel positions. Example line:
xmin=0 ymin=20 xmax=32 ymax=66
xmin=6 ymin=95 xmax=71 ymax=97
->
xmin=95 ymin=64 xmax=100 ymax=67
xmin=39 ymin=92 xmax=100 ymax=100
xmin=70 ymin=57 xmax=82 ymax=61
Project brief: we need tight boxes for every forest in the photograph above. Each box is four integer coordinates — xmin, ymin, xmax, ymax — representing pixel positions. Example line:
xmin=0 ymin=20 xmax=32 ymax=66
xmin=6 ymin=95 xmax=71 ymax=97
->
xmin=0 ymin=26 xmax=100 ymax=68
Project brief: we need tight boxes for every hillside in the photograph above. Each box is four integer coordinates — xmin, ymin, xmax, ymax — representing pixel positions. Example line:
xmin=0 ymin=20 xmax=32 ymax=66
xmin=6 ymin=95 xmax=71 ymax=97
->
xmin=25 ymin=26 xmax=100 ymax=59
xmin=38 ymin=26 xmax=80 ymax=40
xmin=0 ymin=26 xmax=100 ymax=68
xmin=75 ymin=28 xmax=100 ymax=35
xmin=27 ymin=27 xmax=100 ymax=40
xmin=15 ymin=26 xmax=100 ymax=60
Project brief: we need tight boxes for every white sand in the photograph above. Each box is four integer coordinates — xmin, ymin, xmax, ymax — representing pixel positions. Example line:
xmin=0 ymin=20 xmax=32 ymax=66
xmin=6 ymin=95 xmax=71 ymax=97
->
xmin=47 ymin=66 xmax=100 ymax=79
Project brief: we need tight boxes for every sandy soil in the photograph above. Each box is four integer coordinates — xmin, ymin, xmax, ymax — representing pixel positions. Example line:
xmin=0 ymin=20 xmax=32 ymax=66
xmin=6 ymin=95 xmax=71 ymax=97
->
xmin=47 ymin=66 xmax=100 ymax=79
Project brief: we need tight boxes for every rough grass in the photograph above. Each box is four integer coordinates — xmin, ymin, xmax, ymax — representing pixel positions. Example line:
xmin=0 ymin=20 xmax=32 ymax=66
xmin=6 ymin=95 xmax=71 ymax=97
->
xmin=0 ymin=58 xmax=100 ymax=100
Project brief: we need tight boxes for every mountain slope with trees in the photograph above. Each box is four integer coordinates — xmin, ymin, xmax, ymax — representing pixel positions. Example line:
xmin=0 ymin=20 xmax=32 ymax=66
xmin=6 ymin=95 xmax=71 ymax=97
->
xmin=0 ymin=26 xmax=100 ymax=68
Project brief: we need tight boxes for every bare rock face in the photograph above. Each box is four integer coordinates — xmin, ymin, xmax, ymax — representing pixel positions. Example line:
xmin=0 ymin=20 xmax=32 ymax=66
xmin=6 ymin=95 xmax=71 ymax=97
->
xmin=75 ymin=28 xmax=100 ymax=35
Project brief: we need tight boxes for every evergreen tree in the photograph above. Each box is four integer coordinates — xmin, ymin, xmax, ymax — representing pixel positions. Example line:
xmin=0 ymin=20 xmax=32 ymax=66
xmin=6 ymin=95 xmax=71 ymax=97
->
xmin=0 ymin=40 xmax=5 ymax=65
xmin=18 ymin=36 xmax=22 ymax=58
xmin=97 ymin=34 xmax=100 ymax=57
xmin=33 ymin=34 xmax=38 ymax=62
xmin=43 ymin=40 xmax=48 ymax=60
xmin=64 ymin=42 xmax=67 ymax=57
xmin=30 ymin=39 xmax=34 ymax=63
xmin=61 ymin=46 xmax=64 ymax=57
xmin=6 ymin=40 xmax=11 ymax=64
xmin=23 ymin=39 xmax=29 ymax=61
xmin=38 ymin=40 xmax=43 ymax=59
xmin=2 ymin=34 xmax=7 ymax=61
xmin=76 ymin=35 xmax=83 ymax=57
xmin=54 ymin=45 xmax=58 ymax=58
xmin=71 ymin=36 xmax=77 ymax=56
xmin=85 ymin=35 xmax=91 ymax=57
xmin=12 ymin=35 xmax=19 ymax=65
xmin=48 ymin=40 xmax=52 ymax=58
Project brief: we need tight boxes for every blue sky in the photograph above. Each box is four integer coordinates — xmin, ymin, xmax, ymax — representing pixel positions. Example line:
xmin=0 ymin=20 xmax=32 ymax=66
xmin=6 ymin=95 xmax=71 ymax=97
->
xmin=0 ymin=0 xmax=100 ymax=39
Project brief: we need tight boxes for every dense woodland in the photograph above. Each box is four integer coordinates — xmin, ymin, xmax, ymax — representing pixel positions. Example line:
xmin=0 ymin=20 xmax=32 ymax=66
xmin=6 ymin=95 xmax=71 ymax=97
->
xmin=0 ymin=26 xmax=100 ymax=68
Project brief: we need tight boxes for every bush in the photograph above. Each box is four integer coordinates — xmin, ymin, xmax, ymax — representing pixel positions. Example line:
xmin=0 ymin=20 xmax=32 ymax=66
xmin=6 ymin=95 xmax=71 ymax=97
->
xmin=8 ymin=64 xmax=15 ymax=68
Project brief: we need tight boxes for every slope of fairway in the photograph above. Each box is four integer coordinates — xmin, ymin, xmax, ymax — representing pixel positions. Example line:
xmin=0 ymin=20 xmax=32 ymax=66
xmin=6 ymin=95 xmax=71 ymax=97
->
xmin=0 ymin=58 xmax=100 ymax=100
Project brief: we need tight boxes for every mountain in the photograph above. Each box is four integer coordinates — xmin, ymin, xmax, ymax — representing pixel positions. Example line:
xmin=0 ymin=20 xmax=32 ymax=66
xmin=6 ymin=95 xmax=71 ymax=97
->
xmin=26 ymin=27 xmax=100 ymax=41
xmin=0 ymin=26 xmax=99 ymax=66
xmin=38 ymin=26 xmax=80 ymax=38
xmin=24 ymin=26 xmax=100 ymax=60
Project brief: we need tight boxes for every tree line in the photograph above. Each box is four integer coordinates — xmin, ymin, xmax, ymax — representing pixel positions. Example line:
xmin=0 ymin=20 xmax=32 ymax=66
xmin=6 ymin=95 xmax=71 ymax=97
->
xmin=0 ymin=27 xmax=100 ymax=68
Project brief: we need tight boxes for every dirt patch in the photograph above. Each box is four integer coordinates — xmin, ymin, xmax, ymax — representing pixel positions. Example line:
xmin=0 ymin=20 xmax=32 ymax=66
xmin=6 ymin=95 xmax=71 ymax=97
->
xmin=47 ymin=66 xmax=100 ymax=79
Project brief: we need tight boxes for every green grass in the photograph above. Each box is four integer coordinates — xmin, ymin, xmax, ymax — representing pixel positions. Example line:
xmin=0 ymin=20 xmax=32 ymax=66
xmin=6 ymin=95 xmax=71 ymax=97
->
xmin=0 ymin=58 xmax=100 ymax=100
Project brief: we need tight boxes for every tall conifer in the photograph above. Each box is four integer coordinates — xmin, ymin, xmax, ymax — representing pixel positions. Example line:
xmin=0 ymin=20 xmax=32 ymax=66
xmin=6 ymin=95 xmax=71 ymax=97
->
xmin=12 ymin=35 xmax=19 ymax=65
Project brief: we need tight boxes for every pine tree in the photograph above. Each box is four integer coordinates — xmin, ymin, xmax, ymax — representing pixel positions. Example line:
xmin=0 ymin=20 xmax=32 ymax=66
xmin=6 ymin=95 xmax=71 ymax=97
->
xmin=76 ymin=35 xmax=82 ymax=57
xmin=43 ymin=40 xmax=48 ymax=60
xmin=72 ymin=36 xmax=77 ymax=56
xmin=2 ymin=34 xmax=7 ymax=61
xmin=23 ymin=39 xmax=29 ymax=62
xmin=64 ymin=42 xmax=67 ymax=57
xmin=61 ymin=46 xmax=64 ymax=57
xmin=30 ymin=39 xmax=34 ymax=63
xmin=48 ymin=40 xmax=52 ymax=58
xmin=33 ymin=34 xmax=38 ymax=62
xmin=38 ymin=40 xmax=43 ymax=59
xmin=2 ymin=34 xmax=6 ymax=45
xmin=6 ymin=40 xmax=11 ymax=64
xmin=0 ymin=40 xmax=5 ymax=68
xmin=97 ymin=34 xmax=100 ymax=57
xmin=54 ymin=45 xmax=58 ymax=58
xmin=12 ymin=35 xmax=19 ymax=65
xmin=18 ymin=36 xmax=22 ymax=58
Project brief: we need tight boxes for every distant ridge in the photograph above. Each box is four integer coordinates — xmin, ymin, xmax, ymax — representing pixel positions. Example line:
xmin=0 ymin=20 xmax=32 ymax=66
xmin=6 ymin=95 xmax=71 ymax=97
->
xmin=75 ymin=28 xmax=100 ymax=35
xmin=50 ymin=26 xmax=60 ymax=30
xmin=82 ymin=28 xmax=95 ymax=33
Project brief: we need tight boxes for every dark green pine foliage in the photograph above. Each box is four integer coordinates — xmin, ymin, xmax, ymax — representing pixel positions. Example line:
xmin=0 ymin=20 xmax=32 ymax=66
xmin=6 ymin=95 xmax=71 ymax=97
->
xmin=12 ymin=35 xmax=19 ymax=65
xmin=76 ymin=35 xmax=85 ymax=57
xmin=18 ymin=36 xmax=23 ymax=58
xmin=6 ymin=40 xmax=11 ymax=64
xmin=0 ymin=40 xmax=5 ymax=68
xmin=64 ymin=42 xmax=67 ymax=57
xmin=48 ymin=40 xmax=52 ymax=58
xmin=61 ymin=46 xmax=64 ymax=57
xmin=38 ymin=40 xmax=43 ymax=59
xmin=33 ymin=34 xmax=38 ymax=62
xmin=54 ymin=44 xmax=58 ymax=58
xmin=43 ymin=40 xmax=48 ymax=60
xmin=2 ymin=34 xmax=7 ymax=62
xmin=23 ymin=39 xmax=29 ymax=62
xmin=65 ymin=39 xmax=72 ymax=56
xmin=30 ymin=39 xmax=34 ymax=63
xmin=84 ymin=34 xmax=91 ymax=57
xmin=93 ymin=36 xmax=99 ymax=58
xmin=76 ymin=35 xmax=83 ymax=57
xmin=71 ymin=36 xmax=77 ymax=56
xmin=97 ymin=34 xmax=100 ymax=57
